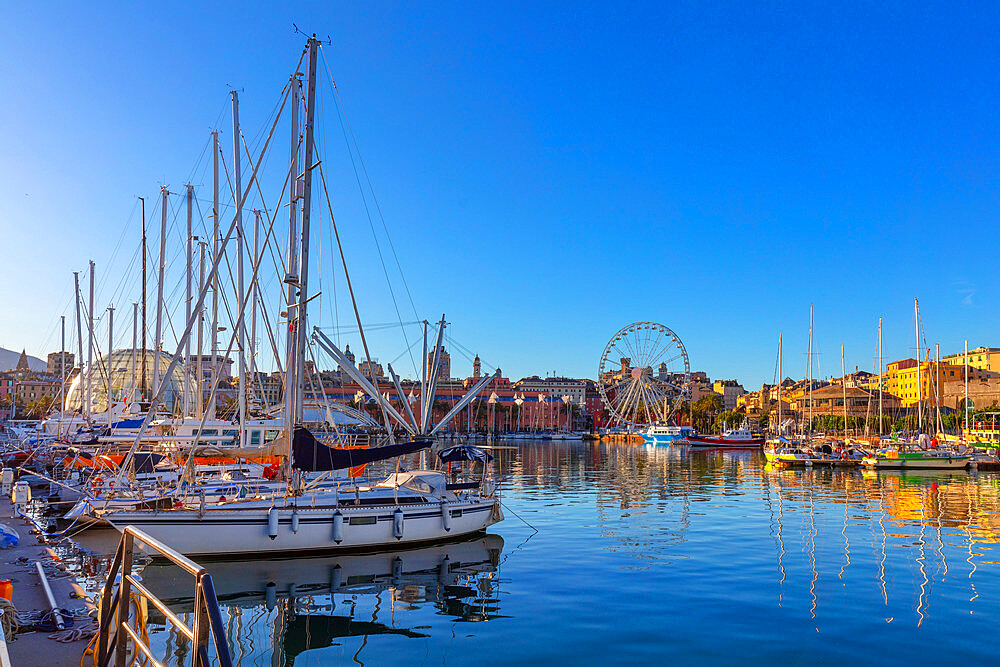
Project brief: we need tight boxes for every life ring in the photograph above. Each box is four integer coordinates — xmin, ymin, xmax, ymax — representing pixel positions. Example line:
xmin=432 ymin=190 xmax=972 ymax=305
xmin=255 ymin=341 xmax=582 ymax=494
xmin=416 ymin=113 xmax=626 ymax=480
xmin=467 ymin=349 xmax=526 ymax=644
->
xmin=90 ymin=476 xmax=104 ymax=497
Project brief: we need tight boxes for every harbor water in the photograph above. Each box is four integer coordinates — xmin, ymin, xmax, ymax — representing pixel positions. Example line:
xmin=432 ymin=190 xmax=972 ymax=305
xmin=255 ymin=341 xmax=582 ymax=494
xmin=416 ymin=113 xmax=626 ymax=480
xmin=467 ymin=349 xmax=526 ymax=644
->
xmin=58 ymin=441 xmax=1000 ymax=665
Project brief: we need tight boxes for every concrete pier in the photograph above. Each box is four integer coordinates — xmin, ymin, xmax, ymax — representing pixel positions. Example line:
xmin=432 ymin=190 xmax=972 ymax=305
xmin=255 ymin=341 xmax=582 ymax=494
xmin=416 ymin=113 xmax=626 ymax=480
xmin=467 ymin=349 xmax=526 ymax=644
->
xmin=0 ymin=492 xmax=92 ymax=665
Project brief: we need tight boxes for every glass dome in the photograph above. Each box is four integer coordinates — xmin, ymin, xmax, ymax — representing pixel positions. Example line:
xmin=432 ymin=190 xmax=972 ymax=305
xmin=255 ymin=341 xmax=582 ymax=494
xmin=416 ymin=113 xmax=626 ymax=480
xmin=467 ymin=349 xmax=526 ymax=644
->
xmin=65 ymin=349 xmax=197 ymax=413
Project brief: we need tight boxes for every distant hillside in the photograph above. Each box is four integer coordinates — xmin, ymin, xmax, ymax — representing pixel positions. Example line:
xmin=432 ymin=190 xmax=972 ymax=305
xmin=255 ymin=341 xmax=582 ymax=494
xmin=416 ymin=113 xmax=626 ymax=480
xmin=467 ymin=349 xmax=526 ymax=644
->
xmin=0 ymin=347 xmax=46 ymax=372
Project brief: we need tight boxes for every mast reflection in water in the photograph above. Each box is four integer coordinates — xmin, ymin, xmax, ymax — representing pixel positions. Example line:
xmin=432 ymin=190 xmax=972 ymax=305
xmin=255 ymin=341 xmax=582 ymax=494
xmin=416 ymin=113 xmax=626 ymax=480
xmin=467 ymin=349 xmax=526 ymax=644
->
xmin=58 ymin=441 xmax=1000 ymax=665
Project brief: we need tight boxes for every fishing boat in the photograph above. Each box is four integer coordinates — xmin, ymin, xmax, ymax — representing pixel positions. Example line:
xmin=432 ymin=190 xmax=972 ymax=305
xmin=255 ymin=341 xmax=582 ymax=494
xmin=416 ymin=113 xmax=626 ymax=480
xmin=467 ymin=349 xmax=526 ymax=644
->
xmin=684 ymin=427 xmax=764 ymax=448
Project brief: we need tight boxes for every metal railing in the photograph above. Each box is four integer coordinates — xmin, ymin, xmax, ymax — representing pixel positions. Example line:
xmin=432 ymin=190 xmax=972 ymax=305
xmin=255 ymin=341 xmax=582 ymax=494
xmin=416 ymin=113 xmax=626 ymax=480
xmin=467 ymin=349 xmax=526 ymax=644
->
xmin=95 ymin=526 xmax=233 ymax=667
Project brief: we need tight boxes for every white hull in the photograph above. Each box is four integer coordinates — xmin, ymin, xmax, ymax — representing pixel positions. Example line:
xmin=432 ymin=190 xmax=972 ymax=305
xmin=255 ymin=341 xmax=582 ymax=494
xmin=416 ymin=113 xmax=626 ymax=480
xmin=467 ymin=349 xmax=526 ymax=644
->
xmin=106 ymin=496 xmax=502 ymax=556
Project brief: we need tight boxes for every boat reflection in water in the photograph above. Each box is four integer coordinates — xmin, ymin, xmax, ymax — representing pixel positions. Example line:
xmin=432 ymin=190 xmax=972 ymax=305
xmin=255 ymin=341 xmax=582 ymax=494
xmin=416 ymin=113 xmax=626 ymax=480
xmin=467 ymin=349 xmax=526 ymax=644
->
xmin=69 ymin=530 xmax=503 ymax=665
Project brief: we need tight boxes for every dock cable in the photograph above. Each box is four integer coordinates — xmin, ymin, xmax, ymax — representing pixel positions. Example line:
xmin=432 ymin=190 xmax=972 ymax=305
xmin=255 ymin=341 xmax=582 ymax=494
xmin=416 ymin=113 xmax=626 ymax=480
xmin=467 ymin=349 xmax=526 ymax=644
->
xmin=499 ymin=500 xmax=539 ymax=535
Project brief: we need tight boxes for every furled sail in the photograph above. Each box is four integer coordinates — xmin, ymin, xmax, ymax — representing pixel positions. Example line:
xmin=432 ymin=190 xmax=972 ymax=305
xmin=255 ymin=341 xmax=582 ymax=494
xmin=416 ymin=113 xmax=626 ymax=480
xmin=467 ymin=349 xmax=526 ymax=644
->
xmin=291 ymin=427 xmax=431 ymax=471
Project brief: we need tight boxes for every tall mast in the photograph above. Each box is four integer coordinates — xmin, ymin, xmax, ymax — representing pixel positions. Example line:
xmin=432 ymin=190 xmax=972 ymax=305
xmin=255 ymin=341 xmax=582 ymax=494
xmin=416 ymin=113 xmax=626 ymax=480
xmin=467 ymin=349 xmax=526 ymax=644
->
xmin=232 ymin=90 xmax=246 ymax=441
xmin=807 ymin=303 xmax=813 ymax=435
xmin=59 ymin=316 xmax=65 ymax=440
xmin=73 ymin=271 xmax=83 ymax=409
xmin=86 ymin=261 xmax=94 ymax=420
xmin=131 ymin=302 xmax=137 ymax=403
xmin=295 ymin=36 xmax=319 ymax=426
xmin=184 ymin=184 xmax=194 ymax=418
xmin=107 ymin=305 xmax=114 ymax=427
xmin=139 ymin=197 xmax=147 ymax=402
xmin=777 ymin=332 xmax=782 ymax=434
xmin=878 ymin=317 xmax=883 ymax=435
xmin=210 ymin=130 xmax=220 ymax=420
xmin=250 ymin=209 xmax=260 ymax=383
xmin=935 ymin=343 xmax=942 ymax=435
xmin=841 ymin=343 xmax=847 ymax=436
xmin=915 ymin=298 xmax=922 ymax=431
xmin=197 ymin=242 xmax=206 ymax=421
xmin=283 ymin=74 xmax=301 ymax=435
xmin=964 ymin=340 xmax=969 ymax=439
xmin=153 ymin=187 xmax=168 ymax=401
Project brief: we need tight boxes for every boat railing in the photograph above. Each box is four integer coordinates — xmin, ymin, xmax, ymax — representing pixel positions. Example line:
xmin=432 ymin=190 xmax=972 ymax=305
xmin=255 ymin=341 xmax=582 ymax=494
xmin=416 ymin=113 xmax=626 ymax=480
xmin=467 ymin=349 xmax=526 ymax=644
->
xmin=95 ymin=525 xmax=233 ymax=667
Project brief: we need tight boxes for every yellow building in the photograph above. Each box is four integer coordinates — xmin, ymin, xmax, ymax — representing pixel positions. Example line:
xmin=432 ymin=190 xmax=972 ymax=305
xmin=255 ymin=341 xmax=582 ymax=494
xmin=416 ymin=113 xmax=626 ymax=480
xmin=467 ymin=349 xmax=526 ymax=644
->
xmin=880 ymin=358 xmax=987 ymax=407
xmin=942 ymin=346 xmax=1000 ymax=373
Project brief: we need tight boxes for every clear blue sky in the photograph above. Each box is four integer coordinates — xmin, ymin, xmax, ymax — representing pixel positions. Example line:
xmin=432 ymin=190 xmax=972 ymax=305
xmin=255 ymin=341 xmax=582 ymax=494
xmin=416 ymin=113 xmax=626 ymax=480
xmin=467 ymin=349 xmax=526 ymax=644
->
xmin=1 ymin=2 xmax=998 ymax=387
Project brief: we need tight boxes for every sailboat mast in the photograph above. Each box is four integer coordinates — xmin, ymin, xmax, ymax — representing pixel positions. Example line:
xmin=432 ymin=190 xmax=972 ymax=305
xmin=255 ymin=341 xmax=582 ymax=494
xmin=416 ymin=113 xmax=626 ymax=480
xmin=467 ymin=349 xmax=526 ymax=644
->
xmin=935 ymin=343 xmax=942 ymax=435
xmin=295 ymin=36 xmax=319 ymax=426
xmin=184 ymin=184 xmax=194 ymax=418
xmin=59 ymin=316 xmax=65 ymax=440
xmin=250 ymin=210 xmax=260 ymax=383
xmin=284 ymin=73 xmax=301 ymax=441
xmin=107 ymin=305 xmax=114 ymax=426
xmin=196 ymin=242 xmax=206 ymax=421
xmin=777 ymin=332 xmax=782 ymax=434
xmin=139 ymin=196 xmax=147 ymax=402
xmin=210 ymin=130 xmax=220 ymax=420
xmin=131 ymin=303 xmax=137 ymax=402
xmin=841 ymin=343 xmax=847 ymax=436
xmin=878 ymin=317 xmax=883 ymax=435
xmin=232 ymin=90 xmax=246 ymax=441
xmin=964 ymin=340 xmax=969 ymax=438
xmin=86 ymin=260 xmax=94 ymax=420
xmin=808 ymin=303 xmax=813 ymax=435
xmin=915 ymin=298 xmax=922 ymax=431
xmin=73 ymin=271 xmax=83 ymax=408
xmin=153 ymin=187 xmax=168 ymax=400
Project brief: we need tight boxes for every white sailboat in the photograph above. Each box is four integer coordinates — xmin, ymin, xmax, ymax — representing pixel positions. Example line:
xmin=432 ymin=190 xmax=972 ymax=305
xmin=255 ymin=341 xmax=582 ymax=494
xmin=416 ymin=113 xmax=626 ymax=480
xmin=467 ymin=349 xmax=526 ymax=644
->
xmin=98 ymin=37 xmax=502 ymax=555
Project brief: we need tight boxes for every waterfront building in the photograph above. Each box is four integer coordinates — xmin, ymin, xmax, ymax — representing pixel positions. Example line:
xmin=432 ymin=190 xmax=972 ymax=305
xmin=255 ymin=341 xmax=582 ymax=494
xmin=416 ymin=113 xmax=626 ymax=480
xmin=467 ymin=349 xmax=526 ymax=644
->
xmin=794 ymin=384 xmax=902 ymax=417
xmin=512 ymin=376 xmax=588 ymax=408
xmin=712 ymin=380 xmax=745 ymax=410
xmin=942 ymin=346 xmax=1000 ymax=373
xmin=358 ymin=359 xmax=385 ymax=380
xmin=427 ymin=345 xmax=451 ymax=381
xmin=881 ymin=358 xmax=996 ymax=407
xmin=473 ymin=355 xmax=481 ymax=379
xmin=187 ymin=354 xmax=233 ymax=381
xmin=47 ymin=351 xmax=74 ymax=376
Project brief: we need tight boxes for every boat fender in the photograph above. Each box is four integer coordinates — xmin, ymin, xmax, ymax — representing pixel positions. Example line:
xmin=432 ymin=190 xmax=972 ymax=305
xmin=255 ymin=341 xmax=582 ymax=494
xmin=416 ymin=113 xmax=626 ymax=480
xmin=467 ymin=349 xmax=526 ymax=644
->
xmin=441 ymin=501 xmax=452 ymax=532
xmin=331 ymin=564 xmax=342 ymax=592
xmin=393 ymin=508 xmax=404 ymax=540
xmin=333 ymin=511 xmax=344 ymax=544
xmin=392 ymin=556 xmax=403 ymax=587
xmin=267 ymin=507 xmax=279 ymax=540
xmin=291 ymin=509 xmax=300 ymax=534
xmin=265 ymin=582 xmax=277 ymax=610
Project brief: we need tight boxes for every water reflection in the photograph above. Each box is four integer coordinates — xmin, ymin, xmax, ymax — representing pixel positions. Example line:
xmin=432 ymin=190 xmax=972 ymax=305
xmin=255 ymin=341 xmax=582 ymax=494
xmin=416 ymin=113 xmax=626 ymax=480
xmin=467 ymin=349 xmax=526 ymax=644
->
xmin=55 ymin=441 xmax=1000 ymax=664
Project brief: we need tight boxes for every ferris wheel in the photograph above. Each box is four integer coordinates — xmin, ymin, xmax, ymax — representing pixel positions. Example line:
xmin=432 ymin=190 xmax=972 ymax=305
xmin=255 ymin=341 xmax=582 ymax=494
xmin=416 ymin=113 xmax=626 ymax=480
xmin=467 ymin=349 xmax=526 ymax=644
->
xmin=597 ymin=321 xmax=690 ymax=427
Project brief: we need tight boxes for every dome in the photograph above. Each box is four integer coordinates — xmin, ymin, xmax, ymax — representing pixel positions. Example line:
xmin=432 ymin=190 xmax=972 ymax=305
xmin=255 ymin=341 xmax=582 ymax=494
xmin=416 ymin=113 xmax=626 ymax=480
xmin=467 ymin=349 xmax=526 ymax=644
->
xmin=65 ymin=349 xmax=197 ymax=414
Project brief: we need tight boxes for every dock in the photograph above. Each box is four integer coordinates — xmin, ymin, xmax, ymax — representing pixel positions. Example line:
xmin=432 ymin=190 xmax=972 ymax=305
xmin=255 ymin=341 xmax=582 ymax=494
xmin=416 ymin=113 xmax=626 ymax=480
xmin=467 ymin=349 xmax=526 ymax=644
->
xmin=0 ymin=491 xmax=94 ymax=665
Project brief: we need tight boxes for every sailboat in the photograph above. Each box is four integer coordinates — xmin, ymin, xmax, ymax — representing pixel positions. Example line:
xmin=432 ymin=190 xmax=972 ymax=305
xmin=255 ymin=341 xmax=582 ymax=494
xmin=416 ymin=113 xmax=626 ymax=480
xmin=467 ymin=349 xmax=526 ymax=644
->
xmin=95 ymin=37 xmax=503 ymax=556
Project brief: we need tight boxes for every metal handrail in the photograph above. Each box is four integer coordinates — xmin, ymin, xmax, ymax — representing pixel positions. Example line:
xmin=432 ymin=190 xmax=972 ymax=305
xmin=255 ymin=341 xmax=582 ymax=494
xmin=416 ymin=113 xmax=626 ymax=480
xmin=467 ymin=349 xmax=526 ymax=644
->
xmin=95 ymin=526 xmax=233 ymax=667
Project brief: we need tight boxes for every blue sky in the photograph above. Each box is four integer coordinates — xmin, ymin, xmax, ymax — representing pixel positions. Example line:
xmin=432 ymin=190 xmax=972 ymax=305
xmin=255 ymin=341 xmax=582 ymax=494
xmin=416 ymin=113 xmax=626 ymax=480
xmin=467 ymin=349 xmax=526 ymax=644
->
xmin=1 ymin=2 xmax=998 ymax=387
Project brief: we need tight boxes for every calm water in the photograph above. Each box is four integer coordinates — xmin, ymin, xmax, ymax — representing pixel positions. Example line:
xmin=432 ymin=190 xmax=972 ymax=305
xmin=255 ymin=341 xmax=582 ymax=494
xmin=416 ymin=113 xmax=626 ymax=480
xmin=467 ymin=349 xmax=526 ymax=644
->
xmin=61 ymin=441 xmax=1000 ymax=665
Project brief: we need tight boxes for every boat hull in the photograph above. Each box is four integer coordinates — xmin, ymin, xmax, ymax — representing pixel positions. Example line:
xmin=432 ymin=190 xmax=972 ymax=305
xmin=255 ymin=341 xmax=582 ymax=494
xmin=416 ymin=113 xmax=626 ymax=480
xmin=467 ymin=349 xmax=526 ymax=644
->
xmin=105 ymin=497 xmax=502 ymax=557
xmin=862 ymin=454 xmax=969 ymax=470
xmin=685 ymin=435 xmax=764 ymax=448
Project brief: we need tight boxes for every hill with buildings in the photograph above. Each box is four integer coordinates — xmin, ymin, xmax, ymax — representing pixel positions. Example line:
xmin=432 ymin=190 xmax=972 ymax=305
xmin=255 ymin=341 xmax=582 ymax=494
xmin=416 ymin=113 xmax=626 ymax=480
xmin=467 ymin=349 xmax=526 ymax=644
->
xmin=0 ymin=347 xmax=46 ymax=372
